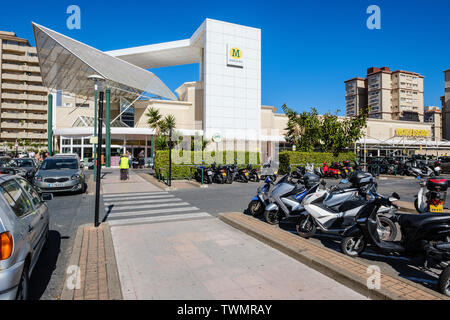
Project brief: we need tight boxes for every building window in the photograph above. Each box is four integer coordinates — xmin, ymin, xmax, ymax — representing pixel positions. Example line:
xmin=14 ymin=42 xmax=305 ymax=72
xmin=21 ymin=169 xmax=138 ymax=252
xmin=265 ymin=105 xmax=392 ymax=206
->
xmin=62 ymin=139 xmax=71 ymax=145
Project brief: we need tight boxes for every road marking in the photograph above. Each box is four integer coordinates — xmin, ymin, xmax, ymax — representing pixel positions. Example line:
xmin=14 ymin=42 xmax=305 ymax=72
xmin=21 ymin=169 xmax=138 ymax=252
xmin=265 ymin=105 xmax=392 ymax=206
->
xmin=107 ymin=206 xmax=200 ymax=218
xmin=105 ymin=202 xmax=191 ymax=212
xmin=104 ymin=198 xmax=183 ymax=206
xmin=102 ymin=192 xmax=168 ymax=198
xmin=108 ymin=212 xmax=212 ymax=226
xmin=103 ymin=194 xmax=175 ymax=202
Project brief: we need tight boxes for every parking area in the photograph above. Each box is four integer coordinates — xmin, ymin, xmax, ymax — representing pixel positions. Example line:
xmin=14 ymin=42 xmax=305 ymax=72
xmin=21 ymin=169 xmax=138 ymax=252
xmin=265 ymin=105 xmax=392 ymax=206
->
xmin=171 ymin=175 xmax=450 ymax=293
xmin=28 ymin=172 xmax=95 ymax=300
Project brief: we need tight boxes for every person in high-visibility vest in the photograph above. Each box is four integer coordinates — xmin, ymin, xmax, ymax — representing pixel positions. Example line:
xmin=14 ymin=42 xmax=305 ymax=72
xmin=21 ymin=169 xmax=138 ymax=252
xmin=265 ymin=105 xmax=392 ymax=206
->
xmin=120 ymin=153 xmax=130 ymax=180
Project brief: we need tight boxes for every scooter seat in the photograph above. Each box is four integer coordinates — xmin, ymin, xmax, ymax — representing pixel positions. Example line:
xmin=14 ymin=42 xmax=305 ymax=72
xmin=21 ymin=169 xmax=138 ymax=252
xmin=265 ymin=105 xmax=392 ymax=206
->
xmin=398 ymin=213 xmax=450 ymax=229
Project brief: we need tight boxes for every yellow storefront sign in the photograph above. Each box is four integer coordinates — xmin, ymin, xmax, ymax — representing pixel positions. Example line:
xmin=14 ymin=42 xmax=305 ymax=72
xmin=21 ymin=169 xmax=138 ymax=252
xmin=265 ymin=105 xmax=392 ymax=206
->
xmin=395 ymin=128 xmax=430 ymax=137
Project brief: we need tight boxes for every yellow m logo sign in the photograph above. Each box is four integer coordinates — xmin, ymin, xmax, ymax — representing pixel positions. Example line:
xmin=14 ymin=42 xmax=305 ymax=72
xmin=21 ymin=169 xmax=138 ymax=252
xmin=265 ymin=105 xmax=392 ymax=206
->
xmin=230 ymin=47 xmax=242 ymax=59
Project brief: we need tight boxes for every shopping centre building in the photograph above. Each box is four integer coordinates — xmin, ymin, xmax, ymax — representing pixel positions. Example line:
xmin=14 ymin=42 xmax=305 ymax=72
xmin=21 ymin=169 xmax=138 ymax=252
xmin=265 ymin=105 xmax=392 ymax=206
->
xmin=5 ymin=19 xmax=448 ymax=165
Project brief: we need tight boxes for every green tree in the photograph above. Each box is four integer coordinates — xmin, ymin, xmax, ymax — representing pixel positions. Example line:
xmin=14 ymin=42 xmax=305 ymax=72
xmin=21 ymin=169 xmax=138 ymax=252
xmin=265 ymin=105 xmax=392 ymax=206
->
xmin=282 ymin=104 xmax=368 ymax=156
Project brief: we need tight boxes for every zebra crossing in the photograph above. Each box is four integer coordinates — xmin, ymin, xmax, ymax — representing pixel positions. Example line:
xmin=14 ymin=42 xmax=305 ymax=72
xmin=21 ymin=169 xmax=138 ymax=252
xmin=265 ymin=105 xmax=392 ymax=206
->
xmin=102 ymin=191 xmax=212 ymax=226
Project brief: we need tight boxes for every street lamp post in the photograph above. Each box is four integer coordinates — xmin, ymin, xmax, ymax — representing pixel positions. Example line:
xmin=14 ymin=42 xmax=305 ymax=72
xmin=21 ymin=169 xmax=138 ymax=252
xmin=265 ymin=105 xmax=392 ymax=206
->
xmin=168 ymin=128 xmax=173 ymax=187
xmin=88 ymin=75 xmax=105 ymax=228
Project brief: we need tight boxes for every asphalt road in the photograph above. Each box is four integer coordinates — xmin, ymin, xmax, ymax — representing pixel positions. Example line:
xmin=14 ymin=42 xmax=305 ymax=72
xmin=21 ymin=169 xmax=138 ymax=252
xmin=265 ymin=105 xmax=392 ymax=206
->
xmin=172 ymin=175 xmax=450 ymax=294
xmin=29 ymin=171 xmax=96 ymax=300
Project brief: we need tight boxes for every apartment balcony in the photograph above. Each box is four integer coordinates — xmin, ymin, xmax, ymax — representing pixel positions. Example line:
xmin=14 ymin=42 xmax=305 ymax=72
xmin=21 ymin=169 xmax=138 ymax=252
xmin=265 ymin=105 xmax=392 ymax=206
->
xmin=2 ymin=44 xmax=29 ymax=53
xmin=1 ymin=92 xmax=47 ymax=102
xmin=1 ymin=83 xmax=46 ymax=93
xmin=2 ymin=54 xmax=38 ymax=64
xmin=1 ymin=112 xmax=28 ymax=120
xmin=0 ymin=132 xmax=28 ymax=139
xmin=0 ymin=122 xmax=28 ymax=129
xmin=0 ymin=103 xmax=28 ymax=110
xmin=28 ymin=113 xmax=47 ymax=120
xmin=1 ymin=103 xmax=47 ymax=111
xmin=1 ymin=73 xmax=42 ymax=82
xmin=27 ymin=123 xmax=47 ymax=129
xmin=27 ymin=133 xmax=47 ymax=139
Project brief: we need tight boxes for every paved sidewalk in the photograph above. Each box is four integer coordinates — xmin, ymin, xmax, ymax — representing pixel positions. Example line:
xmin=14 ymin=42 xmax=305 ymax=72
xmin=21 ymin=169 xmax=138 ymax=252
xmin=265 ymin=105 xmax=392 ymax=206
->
xmin=101 ymin=169 xmax=162 ymax=194
xmin=111 ymin=218 xmax=367 ymax=300
xmin=219 ymin=212 xmax=449 ymax=300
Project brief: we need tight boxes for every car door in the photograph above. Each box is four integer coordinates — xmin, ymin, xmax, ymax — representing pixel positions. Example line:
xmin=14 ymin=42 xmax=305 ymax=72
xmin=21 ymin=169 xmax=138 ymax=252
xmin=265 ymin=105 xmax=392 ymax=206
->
xmin=16 ymin=178 xmax=48 ymax=254
xmin=0 ymin=180 xmax=38 ymax=260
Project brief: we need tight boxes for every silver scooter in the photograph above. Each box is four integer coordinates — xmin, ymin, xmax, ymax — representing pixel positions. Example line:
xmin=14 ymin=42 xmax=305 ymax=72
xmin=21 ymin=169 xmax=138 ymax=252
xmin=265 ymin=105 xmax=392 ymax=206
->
xmin=296 ymin=171 xmax=397 ymax=242
xmin=263 ymin=172 xmax=321 ymax=224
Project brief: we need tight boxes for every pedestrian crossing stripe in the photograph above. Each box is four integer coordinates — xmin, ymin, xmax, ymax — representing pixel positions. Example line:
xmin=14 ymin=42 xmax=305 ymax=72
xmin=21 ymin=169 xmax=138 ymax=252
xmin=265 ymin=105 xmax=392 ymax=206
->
xmin=104 ymin=198 xmax=183 ymax=206
xmin=102 ymin=194 xmax=175 ymax=202
xmin=105 ymin=202 xmax=190 ymax=212
xmin=102 ymin=192 xmax=169 ymax=198
xmin=107 ymin=206 xmax=199 ymax=218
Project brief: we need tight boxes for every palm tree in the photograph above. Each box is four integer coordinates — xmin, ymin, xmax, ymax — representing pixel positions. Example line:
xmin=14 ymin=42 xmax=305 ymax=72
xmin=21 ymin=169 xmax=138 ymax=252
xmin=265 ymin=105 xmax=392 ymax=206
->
xmin=146 ymin=107 xmax=163 ymax=156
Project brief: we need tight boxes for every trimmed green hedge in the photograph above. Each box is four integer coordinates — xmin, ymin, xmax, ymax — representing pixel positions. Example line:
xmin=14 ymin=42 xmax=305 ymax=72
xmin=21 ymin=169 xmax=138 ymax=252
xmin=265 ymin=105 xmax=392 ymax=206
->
xmin=278 ymin=151 xmax=357 ymax=174
xmin=155 ymin=150 xmax=261 ymax=180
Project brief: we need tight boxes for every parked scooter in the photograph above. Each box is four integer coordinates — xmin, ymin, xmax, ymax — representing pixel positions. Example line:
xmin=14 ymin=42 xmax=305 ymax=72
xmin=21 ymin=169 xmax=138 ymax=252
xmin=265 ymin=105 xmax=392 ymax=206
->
xmin=340 ymin=192 xmax=450 ymax=296
xmin=194 ymin=162 xmax=214 ymax=184
xmin=247 ymin=175 xmax=277 ymax=216
xmin=235 ymin=165 xmax=250 ymax=183
xmin=210 ymin=162 xmax=228 ymax=184
xmin=322 ymin=162 xmax=341 ymax=179
xmin=415 ymin=177 xmax=448 ymax=213
xmin=263 ymin=172 xmax=321 ymax=224
xmin=246 ymin=164 xmax=260 ymax=182
xmin=296 ymin=171 xmax=396 ymax=241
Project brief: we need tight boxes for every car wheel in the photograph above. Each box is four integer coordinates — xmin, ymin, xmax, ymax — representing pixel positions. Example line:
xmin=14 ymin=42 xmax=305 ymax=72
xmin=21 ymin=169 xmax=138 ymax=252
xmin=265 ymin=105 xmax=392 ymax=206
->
xmin=16 ymin=264 xmax=30 ymax=300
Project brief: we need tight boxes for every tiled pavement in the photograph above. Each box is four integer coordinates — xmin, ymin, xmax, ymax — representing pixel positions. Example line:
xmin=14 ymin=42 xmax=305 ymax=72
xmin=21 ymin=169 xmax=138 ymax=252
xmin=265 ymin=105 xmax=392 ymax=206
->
xmin=219 ymin=212 xmax=449 ymax=300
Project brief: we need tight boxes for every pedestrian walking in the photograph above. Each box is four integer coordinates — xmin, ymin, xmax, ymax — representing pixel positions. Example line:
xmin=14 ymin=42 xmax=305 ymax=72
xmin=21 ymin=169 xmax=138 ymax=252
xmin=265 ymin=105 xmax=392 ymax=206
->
xmin=120 ymin=153 xmax=130 ymax=180
xmin=127 ymin=151 xmax=132 ymax=168
xmin=138 ymin=149 xmax=145 ymax=169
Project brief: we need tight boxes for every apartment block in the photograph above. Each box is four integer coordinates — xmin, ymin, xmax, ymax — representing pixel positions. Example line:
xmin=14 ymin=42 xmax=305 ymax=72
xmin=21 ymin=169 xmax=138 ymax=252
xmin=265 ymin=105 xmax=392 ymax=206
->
xmin=0 ymin=31 xmax=47 ymax=145
xmin=344 ymin=77 xmax=367 ymax=116
xmin=424 ymin=106 xmax=442 ymax=140
xmin=345 ymin=67 xmax=424 ymax=122
xmin=442 ymin=69 xmax=450 ymax=140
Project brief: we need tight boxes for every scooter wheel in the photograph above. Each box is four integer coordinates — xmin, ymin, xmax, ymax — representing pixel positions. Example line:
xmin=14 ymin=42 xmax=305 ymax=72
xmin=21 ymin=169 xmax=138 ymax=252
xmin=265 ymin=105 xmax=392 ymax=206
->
xmin=264 ymin=209 xmax=280 ymax=225
xmin=248 ymin=200 xmax=264 ymax=217
xmin=377 ymin=216 xmax=398 ymax=242
xmin=341 ymin=236 xmax=366 ymax=257
xmin=438 ymin=265 xmax=450 ymax=297
xmin=296 ymin=215 xmax=316 ymax=238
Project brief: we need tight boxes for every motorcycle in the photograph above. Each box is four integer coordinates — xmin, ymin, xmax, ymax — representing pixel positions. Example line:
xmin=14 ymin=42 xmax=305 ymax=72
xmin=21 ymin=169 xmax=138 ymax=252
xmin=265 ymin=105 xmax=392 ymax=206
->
xmin=246 ymin=164 xmax=260 ymax=182
xmin=415 ymin=177 xmax=448 ymax=213
xmin=247 ymin=175 xmax=277 ymax=216
xmin=340 ymin=192 xmax=450 ymax=297
xmin=194 ymin=162 xmax=214 ymax=184
xmin=263 ymin=172 xmax=321 ymax=224
xmin=408 ymin=160 xmax=435 ymax=178
xmin=296 ymin=171 xmax=397 ymax=241
xmin=211 ymin=162 xmax=228 ymax=184
xmin=322 ymin=162 xmax=341 ymax=179
xmin=235 ymin=165 xmax=250 ymax=183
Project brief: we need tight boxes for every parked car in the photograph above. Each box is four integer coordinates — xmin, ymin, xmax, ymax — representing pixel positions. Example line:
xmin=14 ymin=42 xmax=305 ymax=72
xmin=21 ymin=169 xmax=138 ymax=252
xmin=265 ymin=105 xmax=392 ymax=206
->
xmin=33 ymin=155 xmax=86 ymax=194
xmin=0 ymin=174 xmax=53 ymax=299
xmin=0 ymin=157 xmax=28 ymax=179
xmin=13 ymin=158 xmax=38 ymax=181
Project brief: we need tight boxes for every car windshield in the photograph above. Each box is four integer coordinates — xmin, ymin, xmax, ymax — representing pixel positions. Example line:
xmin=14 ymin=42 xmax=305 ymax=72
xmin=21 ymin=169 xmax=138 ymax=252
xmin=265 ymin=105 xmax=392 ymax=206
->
xmin=0 ymin=159 xmax=17 ymax=168
xmin=41 ymin=158 xmax=78 ymax=170
xmin=14 ymin=159 xmax=34 ymax=167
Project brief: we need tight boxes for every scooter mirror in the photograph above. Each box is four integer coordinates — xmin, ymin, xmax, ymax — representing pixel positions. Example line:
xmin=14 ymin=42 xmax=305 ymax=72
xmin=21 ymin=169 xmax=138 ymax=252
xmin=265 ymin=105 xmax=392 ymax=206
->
xmin=389 ymin=192 xmax=400 ymax=201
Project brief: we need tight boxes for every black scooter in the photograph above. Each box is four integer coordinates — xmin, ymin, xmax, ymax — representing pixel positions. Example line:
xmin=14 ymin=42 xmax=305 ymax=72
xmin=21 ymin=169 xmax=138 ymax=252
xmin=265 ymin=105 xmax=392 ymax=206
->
xmin=341 ymin=192 xmax=450 ymax=296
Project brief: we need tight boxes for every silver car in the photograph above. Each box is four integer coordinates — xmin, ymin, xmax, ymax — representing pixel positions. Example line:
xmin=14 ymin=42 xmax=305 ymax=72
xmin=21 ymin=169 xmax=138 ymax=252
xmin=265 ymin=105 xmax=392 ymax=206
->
xmin=0 ymin=174 xmax=52 ymax=299
xmin=33 ymin=156 xmax=86 ymax=194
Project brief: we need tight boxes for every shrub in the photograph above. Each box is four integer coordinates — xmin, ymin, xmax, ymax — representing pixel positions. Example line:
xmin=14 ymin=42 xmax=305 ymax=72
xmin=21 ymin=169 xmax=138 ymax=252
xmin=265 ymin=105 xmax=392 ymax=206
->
xmin=278 ymin=151 xmax=357 ymax=174
xmin=154 ymin=150 xmax=261 ymax=180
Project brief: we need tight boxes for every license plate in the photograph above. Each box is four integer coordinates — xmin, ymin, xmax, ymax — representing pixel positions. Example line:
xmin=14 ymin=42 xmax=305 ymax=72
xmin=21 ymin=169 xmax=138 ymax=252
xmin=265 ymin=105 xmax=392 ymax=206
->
xmin=430 ymin=204 xmax=443 ymax=213
xmin=245 ymin=172 xmax=249 ymax=176
xmin=222 ymin=173 xmax=227 ymax=176
xmin=48 ymin=183 xmax=65 ymax=188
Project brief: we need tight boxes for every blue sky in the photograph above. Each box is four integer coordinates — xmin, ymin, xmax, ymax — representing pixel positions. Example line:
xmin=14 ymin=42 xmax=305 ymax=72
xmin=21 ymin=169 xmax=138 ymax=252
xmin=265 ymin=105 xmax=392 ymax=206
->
xmin=1 ymin=0 xmax=449 ymax=115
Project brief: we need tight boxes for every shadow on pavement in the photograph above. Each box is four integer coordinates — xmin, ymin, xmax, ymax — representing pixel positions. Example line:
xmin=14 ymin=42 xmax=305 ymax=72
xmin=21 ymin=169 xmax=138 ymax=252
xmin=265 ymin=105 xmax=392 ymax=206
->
xmin=29 ymin=230 xmax=62 ymax=300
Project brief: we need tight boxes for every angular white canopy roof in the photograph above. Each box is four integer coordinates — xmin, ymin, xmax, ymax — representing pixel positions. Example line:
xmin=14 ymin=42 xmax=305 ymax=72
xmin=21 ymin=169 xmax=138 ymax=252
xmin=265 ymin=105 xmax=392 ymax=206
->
xmin=32 ymin=23 xmax=177 ymax=101
xmin=106 ymin=20 xmax=205 ymax=69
